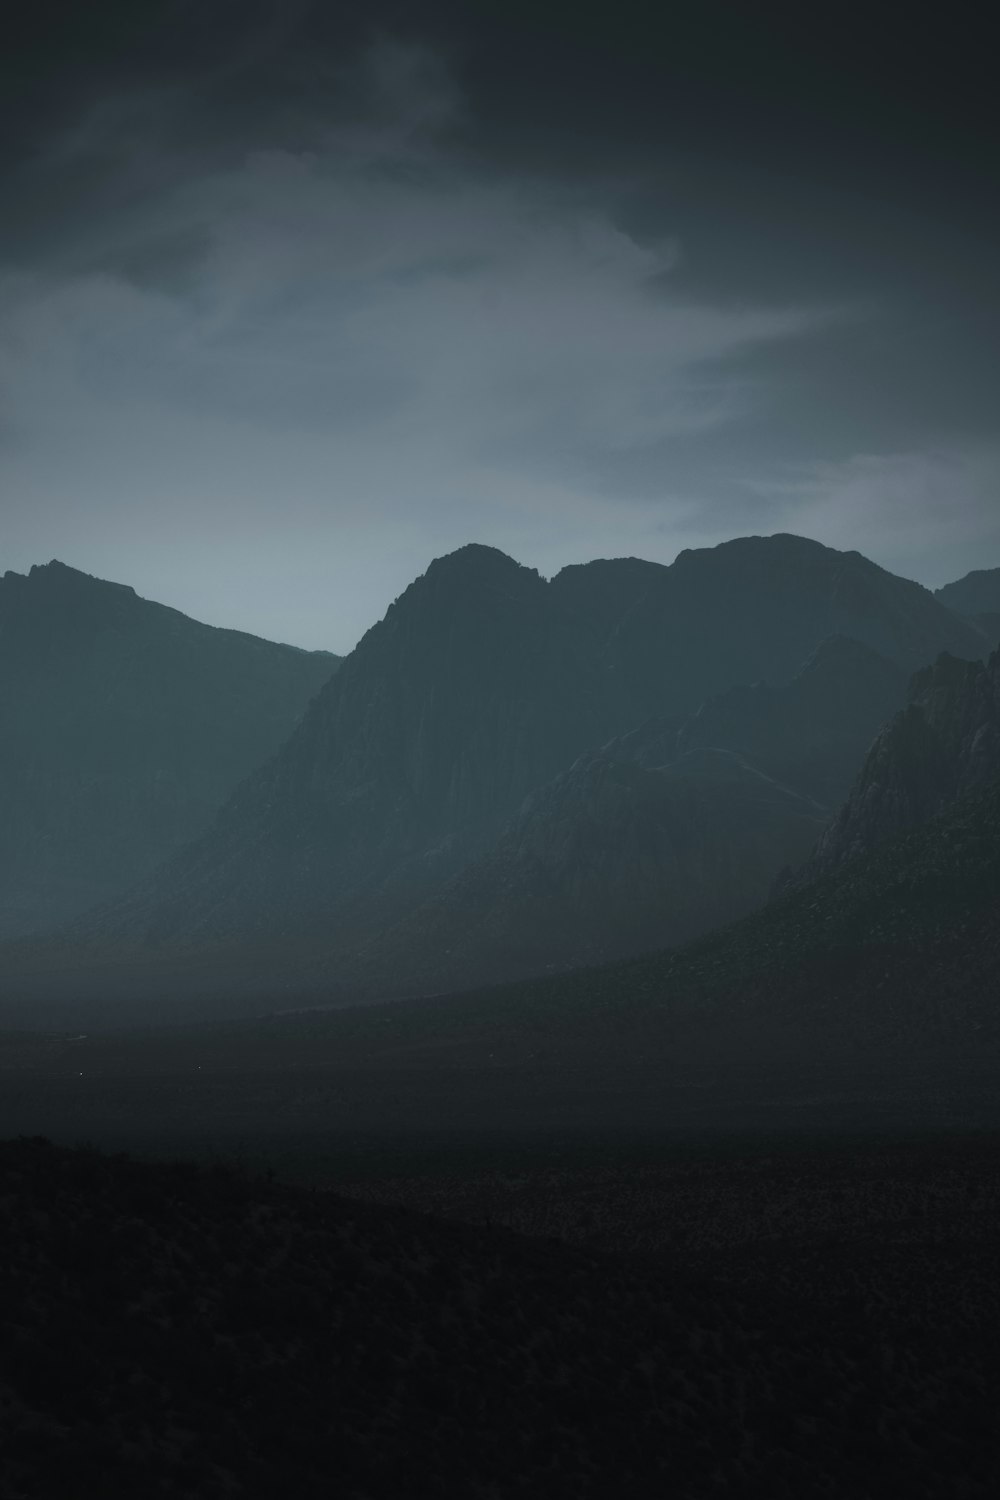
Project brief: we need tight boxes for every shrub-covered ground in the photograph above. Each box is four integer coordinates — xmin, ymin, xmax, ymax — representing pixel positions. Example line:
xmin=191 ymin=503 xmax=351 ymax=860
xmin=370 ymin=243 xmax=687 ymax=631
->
xmin=2 ymin=1134 xmax=1000 ymax=1498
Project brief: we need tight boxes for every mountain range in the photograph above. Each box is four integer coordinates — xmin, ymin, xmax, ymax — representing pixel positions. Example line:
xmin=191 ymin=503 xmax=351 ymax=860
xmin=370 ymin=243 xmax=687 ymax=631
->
xmin=216 ymin=636 xmax=1000 ymax=1109
xmin=1 ymin=534 xmax=996 ymax=1023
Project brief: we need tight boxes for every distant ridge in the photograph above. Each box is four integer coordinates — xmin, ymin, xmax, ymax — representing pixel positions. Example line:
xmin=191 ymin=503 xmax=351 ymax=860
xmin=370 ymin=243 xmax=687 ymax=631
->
xmin=935 ymin=566 xmax=1000 ymax=618
xmin=0 ymin=561 xmax=338 ymax=938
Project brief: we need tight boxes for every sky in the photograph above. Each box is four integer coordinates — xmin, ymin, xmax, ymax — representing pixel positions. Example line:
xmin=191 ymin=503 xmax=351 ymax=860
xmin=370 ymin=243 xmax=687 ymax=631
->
xmin=1 ymin=0 xmax=998 ymax=652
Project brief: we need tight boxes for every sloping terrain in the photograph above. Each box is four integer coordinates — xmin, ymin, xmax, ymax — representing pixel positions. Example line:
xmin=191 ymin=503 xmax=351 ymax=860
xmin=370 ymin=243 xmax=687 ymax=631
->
xmin=2 ymin=1135 xmax=999 ymax=1499
xmin=0 ymin=562 xmax=337 ymax=938
xmin=675 ymin=632 xmax=906 ymax=805
xmin=358 ymin=748 xmax=828 ymax=996
xmin=936 ymin=566 xmax=1000 ymax=617
xmin=806 ymin=648 xmax=1000 ymax=879
xmin=353 ymin=633 xmax=905 ymax=996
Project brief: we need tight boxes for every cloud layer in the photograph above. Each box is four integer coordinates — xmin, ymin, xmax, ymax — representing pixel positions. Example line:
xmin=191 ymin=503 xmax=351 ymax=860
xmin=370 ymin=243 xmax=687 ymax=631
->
xmin=1 ymin=37 xmax=996 ymax=648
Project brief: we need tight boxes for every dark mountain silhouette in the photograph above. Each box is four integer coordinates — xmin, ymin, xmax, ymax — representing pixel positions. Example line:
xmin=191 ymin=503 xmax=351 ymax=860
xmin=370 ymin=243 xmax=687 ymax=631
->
xmin=586 ymin=533 xmax=988 ymax=722
xmin=935 ymin=566 xmax=1000 ymax=617
xmin=74 ymin=537 xmax=984 ymax=960
xmin=0 ymin=562 xmax=337 ymax=939
xmin=81 ymin=545 xmax=633 ymax=949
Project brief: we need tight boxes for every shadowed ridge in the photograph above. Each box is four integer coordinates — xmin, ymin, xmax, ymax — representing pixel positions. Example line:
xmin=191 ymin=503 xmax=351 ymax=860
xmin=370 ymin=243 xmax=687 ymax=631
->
xmin=935 ymin=566 xmax=1000 ymax=618
xmin=0 ymin=564 xmax=338 ymax=939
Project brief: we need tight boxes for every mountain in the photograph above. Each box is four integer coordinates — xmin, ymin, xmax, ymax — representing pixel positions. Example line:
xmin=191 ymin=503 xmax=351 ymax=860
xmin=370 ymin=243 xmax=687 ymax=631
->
xmin=247 ymin=749 xmax=1000 ymax=1103
xmin=675 ymin=633 xmax=907 ymax=805
xmin=804 ymin=649 xmax=1000 ymax=880
xmin=975 ymin=612 xmax=1000 ymax=647
xmin=84 ymin=545 xmax=633 ymax=948
xmin=354 ymin=634 xmax=907 ymax=995
xmin=234 ymin=636 xmax=1000 ymax=1093
xmin=587 ymin=533 xmax=988 ymax=722
xmin=934 ymin=570 xmax=1000 ymax=649
xmin=78 ymin=537 xmax=983 ymax=948
xmin=0 ymin=562 xmax=338 ymax=938
xmin=935 ymin=566 xmax=1000 ymax=617
xmin=355 ymin=744 xmax=830 ymax=995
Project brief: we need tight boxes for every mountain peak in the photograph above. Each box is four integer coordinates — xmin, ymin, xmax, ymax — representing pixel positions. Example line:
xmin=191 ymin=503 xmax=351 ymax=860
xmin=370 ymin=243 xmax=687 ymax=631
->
xmin=423 ymin=543 xmax=535 ymax=579
xmin=673 ymin=533 xmax=836 ymax=567
xmin=382 ymin=545 xmax=545 ymax=622
xmin=15 ymin=560 xmax=137 ymax=598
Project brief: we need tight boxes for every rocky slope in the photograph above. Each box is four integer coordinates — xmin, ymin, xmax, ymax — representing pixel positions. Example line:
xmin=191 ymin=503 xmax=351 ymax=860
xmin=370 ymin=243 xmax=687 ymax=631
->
xmin=803 ymin=648 xmax=1000 ymax=879
xmin=0 ymin=562 xmax=337 ymax=938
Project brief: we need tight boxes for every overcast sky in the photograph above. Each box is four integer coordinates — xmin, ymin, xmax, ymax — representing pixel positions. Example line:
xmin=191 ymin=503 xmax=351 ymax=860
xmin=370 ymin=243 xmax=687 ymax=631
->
xmin=2 ymin=1 xmax=998 ymax=651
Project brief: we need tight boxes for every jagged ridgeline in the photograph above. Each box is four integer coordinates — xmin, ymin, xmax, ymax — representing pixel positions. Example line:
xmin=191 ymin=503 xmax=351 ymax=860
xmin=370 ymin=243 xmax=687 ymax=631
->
xmin=0 ymin=563 xmax=338 ymax=939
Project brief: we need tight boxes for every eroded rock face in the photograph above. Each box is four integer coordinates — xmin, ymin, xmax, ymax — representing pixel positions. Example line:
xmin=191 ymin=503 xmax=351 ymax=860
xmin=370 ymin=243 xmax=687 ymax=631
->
xmin=806 ymin=650 xmax=1000 ymax=877
xmin=0 ymin=561 xmax=338 ymax=937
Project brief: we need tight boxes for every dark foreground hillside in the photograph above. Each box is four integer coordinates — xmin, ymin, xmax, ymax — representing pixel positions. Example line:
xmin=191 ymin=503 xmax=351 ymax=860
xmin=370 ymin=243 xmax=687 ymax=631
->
xmin=2 ymin=1135 xmax=1000 ymax=1500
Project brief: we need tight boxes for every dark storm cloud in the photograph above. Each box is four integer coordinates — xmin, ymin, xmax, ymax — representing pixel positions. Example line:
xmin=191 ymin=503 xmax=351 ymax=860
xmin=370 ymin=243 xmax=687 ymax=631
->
xmin=1 ymin=3 xmax=997 ymax=647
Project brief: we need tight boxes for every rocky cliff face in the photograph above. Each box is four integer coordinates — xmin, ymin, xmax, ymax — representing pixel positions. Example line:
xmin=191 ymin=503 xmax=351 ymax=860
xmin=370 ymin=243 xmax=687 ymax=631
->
xmin=0 ymin=562 xmax=337 ymax=937
xmin=804 ymin=649 xmax=1000 ymax=878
